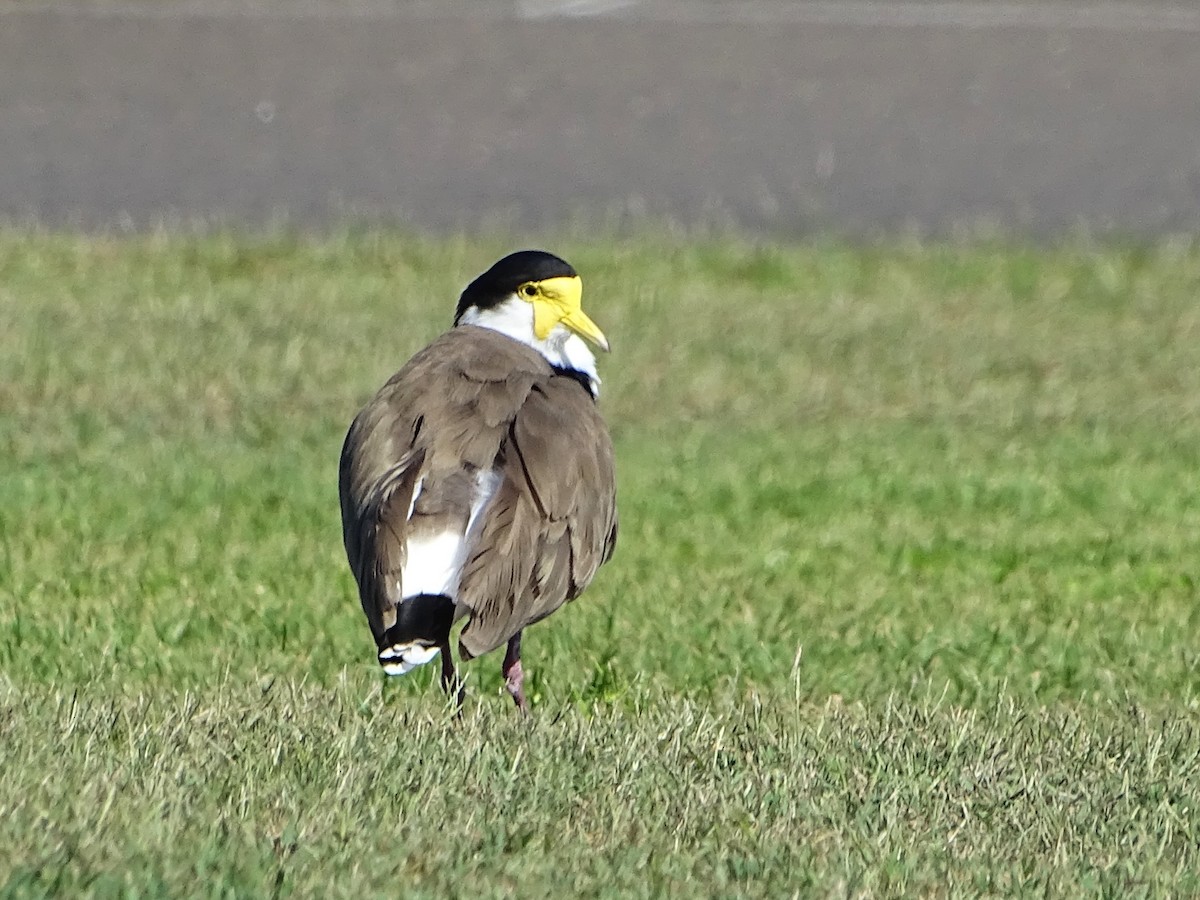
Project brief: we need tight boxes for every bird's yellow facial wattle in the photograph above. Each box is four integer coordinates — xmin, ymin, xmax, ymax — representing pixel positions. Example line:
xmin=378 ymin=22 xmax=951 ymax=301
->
xmin=519 ymin=276 xmax=610 ymax=352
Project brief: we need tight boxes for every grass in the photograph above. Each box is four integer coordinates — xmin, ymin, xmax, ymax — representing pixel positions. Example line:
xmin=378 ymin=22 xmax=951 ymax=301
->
xmin=1 ymin=230 xmax=1199 ymax=896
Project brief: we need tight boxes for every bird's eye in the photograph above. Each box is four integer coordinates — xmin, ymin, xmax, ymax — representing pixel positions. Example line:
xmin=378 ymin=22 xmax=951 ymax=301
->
xmin=521 ymin=284 xmax=538 ymax=298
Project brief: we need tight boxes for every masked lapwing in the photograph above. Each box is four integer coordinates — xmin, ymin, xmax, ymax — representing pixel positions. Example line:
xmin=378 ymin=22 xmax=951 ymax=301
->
xmin=338 ymin=250 xmax=618 ymax=711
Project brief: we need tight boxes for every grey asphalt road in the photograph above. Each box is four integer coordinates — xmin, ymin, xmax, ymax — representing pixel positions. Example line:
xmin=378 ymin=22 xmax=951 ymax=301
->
xmin=3 ymin=1 xmax=1200 ymax=237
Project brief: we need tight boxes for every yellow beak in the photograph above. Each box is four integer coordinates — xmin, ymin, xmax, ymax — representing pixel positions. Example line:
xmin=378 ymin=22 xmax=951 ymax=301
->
xmin=531 ymin=276 xmax=610 ymax=352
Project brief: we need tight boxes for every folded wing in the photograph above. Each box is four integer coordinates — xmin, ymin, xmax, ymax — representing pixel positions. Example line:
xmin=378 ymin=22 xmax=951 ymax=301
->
xmin=456 ymin=377 xmax=618 ymax=659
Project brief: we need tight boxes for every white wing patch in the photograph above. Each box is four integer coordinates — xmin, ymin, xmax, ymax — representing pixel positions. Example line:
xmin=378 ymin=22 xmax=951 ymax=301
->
xmin=406 ymin=475 xmax=425 ymax=520
xmin=466 ymin=469 xmax=502 ymax=540
xmin=400 ymin=531 xmax=468 ymax=599
xmin=398 ymin=468 xmax=502 ymax=602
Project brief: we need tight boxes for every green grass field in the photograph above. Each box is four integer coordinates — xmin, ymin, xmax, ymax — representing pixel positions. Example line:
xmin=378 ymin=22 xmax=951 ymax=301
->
xmin=2 ymin=231 xmax=1199 ymax=897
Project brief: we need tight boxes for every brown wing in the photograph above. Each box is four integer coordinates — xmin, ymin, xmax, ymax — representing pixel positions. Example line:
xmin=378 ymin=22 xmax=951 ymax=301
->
xmin=456 ymin=375 xmax=618 ymax=659
xmin=339 ymin=403 xmax=426 ymax=643
xmin=338 ymin=327 xmax=549 ymax=644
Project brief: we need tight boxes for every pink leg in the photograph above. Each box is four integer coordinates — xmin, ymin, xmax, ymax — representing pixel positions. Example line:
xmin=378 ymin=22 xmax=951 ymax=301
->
xmin=502 ymin=632 xmax=530 ymax=714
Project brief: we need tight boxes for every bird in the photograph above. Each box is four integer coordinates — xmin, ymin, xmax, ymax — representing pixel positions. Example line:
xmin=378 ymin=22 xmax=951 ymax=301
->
xmin=338 ymin=250 xmax=618 ymax=712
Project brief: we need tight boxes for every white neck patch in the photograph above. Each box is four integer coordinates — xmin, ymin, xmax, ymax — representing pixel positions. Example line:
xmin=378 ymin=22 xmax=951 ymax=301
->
xmin=458 ymin=295 xmax=602 ymax=397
